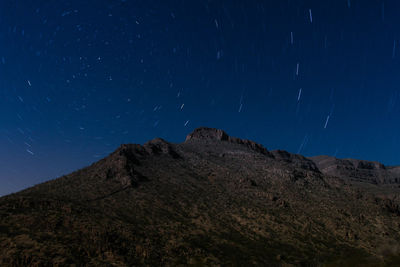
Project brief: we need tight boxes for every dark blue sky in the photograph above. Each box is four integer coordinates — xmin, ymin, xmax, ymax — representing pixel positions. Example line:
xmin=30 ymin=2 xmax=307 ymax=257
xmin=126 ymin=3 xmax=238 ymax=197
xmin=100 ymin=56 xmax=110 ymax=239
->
xmin=1 ymin=0 xmax=400 ymax=196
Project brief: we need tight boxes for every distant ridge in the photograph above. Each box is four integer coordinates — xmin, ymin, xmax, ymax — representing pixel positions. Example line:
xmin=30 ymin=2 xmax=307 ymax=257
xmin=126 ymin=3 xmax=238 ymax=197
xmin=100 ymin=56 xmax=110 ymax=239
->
xmin=311 ymin=155 xmax=400 ymax=185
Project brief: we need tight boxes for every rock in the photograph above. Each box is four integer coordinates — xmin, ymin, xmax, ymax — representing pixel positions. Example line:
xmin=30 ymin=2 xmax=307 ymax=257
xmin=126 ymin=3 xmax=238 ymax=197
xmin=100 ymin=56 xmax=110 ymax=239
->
xmin=185 ymin=127 xmax=270 ymax=155
xmin=185 ymin=127 xmax=230 ymax=142
xmin=144 ymin=138 xmax=181 ymax=159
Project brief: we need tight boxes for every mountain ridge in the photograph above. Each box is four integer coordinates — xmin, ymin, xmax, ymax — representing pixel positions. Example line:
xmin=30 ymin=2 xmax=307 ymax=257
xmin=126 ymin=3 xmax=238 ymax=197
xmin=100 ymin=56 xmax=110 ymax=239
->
xmin=2 ymin=127 xmax=400 ymax=266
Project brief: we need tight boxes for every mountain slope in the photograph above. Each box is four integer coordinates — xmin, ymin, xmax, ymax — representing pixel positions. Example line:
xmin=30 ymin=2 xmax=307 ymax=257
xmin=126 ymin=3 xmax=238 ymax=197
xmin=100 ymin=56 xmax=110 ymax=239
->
xmin=310 ymin=155 xmax=399 ymax=185
xmin=2 ymin=127 xmax=400 ymax=266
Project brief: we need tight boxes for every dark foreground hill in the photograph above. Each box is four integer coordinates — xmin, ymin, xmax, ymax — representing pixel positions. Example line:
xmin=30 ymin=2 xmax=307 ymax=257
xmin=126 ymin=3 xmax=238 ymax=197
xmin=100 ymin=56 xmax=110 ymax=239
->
xmin=2 ymin=127 xmax=400 ymax=266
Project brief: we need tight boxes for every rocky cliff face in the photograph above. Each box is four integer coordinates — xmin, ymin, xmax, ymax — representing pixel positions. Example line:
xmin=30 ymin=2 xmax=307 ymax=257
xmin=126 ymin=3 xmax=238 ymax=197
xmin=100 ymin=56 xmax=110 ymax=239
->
xmin=311 ymin=155 xmax=400 ymax=184
xmin=1 ymin=127 xmax=400 ymax=266
xmin=185 ymin=127 xmax=230 ymax=142
xmin=185 ymin=127 xmax=271 ymax=155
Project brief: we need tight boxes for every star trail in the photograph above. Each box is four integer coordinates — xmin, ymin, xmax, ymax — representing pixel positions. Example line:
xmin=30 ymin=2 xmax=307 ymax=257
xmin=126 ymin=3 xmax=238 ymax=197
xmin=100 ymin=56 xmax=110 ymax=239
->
xmin=1 ymin=0 xmax=400 ymax=195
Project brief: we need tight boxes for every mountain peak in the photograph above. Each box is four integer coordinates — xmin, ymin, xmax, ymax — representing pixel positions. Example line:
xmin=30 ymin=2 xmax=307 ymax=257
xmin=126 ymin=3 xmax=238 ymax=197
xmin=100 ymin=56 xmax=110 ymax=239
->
xmin=185 ymin=127 xmax=270 ymax=155
xmin=185 ymin=127 xmax=230 ymax=142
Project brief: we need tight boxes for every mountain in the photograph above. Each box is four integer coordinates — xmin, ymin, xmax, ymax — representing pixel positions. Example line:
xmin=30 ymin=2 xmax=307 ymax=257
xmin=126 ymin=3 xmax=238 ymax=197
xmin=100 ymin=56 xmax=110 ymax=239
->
xmin=2 ymin=127 xmax=400 ymax=266
xmin=311 ymin=155 xmax=400 ymax=185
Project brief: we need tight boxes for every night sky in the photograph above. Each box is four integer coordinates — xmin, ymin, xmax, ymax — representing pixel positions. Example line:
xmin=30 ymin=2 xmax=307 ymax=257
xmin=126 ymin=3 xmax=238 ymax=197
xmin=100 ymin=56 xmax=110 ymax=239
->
xmin=1 ymin=0 xmax=400 ymax=196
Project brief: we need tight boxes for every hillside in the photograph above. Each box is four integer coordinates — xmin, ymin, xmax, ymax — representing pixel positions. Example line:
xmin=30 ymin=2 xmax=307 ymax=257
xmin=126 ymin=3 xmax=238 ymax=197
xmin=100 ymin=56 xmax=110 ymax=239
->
xmin=1 ymin=127 xmax=400 ymax=266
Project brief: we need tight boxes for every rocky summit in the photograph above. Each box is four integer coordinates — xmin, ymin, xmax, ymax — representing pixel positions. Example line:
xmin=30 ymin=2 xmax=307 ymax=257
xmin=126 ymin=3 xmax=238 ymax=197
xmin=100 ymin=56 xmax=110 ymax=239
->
xmin=2 ymin=127 xmax=400 ymax=266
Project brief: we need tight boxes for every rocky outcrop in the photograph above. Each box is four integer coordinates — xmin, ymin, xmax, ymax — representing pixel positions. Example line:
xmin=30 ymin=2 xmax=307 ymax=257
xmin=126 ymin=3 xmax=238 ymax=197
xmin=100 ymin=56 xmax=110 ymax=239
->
xmin=310 ymin=155 xmax=399 ymax=184
xmin=272 ymin=150 xmax=319 ymax=171
xmin=144 ymin=138 xmax=181 ymax=159
xmin=185 ymin=127 xmax=269 ymax=155
xmin=185 ymin=127 xmax=230 ymax=142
